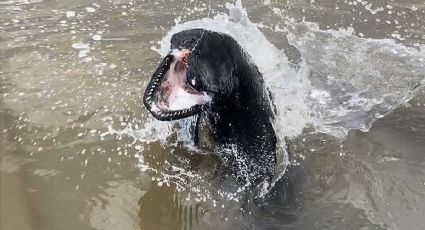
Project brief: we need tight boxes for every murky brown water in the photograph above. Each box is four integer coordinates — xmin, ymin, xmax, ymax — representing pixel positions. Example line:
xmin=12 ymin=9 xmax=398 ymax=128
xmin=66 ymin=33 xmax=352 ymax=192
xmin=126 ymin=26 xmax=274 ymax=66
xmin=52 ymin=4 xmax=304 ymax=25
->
xmin=1 ymin=0 xmax=425 ymax=229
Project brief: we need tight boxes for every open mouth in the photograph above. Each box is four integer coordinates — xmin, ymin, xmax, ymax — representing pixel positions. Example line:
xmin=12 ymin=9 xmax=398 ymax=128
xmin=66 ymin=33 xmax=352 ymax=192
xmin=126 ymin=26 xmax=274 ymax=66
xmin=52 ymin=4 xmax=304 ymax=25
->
xmin=143 ymin=49 xmax=211 ymax=121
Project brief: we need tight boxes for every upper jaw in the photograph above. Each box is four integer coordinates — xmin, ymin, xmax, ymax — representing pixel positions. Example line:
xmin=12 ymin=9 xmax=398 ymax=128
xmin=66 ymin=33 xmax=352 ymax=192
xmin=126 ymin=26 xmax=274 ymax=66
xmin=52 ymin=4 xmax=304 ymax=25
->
xmin=143 ymin=49 xmax=211 ymax=121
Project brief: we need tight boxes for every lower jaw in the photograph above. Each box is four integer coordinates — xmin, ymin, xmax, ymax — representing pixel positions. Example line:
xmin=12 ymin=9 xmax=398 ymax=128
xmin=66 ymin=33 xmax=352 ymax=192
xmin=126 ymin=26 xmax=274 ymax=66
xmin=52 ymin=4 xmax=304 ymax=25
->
xmin=148 ymin=103 xmax=203 ymax=121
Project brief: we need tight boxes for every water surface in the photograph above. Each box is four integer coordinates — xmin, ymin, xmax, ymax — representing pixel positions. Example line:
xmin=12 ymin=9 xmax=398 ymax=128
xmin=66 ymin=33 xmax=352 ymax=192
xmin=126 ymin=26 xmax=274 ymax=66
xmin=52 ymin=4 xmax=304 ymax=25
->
xmin=1 ymin=0 xmax=425 ymax=229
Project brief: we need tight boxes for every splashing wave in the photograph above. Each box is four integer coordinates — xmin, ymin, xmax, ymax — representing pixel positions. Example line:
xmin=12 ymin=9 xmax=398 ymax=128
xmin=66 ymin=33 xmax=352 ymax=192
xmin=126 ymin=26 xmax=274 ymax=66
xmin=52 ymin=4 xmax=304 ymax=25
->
xmin=104 ymin=2 xmax=425 ymax=199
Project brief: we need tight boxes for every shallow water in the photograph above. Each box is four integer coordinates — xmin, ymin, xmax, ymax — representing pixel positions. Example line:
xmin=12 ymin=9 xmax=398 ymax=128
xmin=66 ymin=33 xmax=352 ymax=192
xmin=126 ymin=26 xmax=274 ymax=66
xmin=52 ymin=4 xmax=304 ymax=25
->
xmin=1 ymin=0 xmax=425 ymax=229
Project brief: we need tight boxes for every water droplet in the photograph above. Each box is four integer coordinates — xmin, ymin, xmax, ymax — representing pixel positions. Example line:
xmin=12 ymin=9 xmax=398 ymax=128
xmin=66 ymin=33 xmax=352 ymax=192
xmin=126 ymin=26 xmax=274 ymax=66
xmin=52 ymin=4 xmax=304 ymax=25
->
xmin=86 ymin=7 xmax=95 ymax=13
xmin=66 ymin=11 xmax=75 ymax=18
xmin=92 ymin=34 xmax=101 ymax=41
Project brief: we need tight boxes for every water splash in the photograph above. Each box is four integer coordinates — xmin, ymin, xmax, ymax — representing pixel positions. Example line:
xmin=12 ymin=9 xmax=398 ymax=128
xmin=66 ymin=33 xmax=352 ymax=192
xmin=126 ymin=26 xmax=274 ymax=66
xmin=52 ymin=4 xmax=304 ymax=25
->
xmin=287 ymin=22 xmax=425 ymax=137
xmin=110 ymin=1 xmax=425 ymax=201
xmin=153 ymin=3 xmax=311 ymax=189
xmin=155 ymin=2 xmax=310 ymax=140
